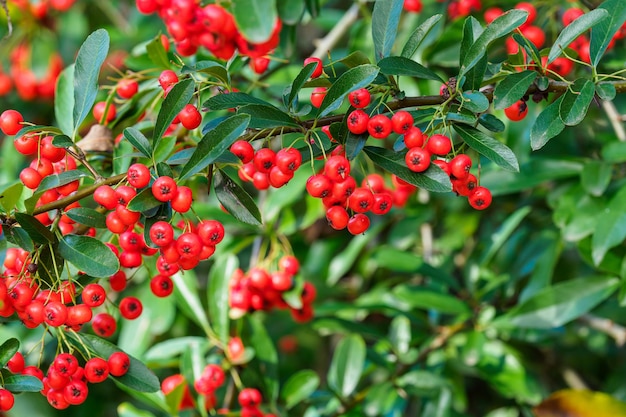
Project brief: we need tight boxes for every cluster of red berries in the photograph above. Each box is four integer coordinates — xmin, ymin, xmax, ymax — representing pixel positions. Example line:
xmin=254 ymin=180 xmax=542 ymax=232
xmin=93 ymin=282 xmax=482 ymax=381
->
xmin=235 ymin=388 xmax=276 ymax=417
xmin=5 ymin=350 xmax=129 ymax=410
xmin=229 ymin=256 xmax=316 ymax=323
xmin=231 ymin=140 xmax=303 ymax=190
xmin=161 ymin=367 xmax=224 ymax=412
xmin=135 ymin=0 xmax=280 ymax=74
xmin=403 ymin=0 xmax=422 ymax=13
xmin=447 ymin=0 xmax=482 ymax=19
xmin=157 ymin=70 xmax=203 ymax=129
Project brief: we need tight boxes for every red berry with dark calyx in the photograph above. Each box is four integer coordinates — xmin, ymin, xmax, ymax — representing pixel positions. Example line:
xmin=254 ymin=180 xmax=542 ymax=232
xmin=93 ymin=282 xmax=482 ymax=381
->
xmin=152 ymin=176 xmax=177 ymax=202
xmin=108 ymin=352 xmax=130 ymax=377
xmin=347 ymin=109 xmax=369 ymax=134
xmin=306 ymin=174 xmax=333 ymax=198
xmin=391 ymin=111 xmax=414 ymax=134
xmin=403 ymin=126 xmax=424 ymax=149
xmin=348 ymin=88 xmax=371 ymax=109
xmin=405 ymin=147 xmax=431 ymax=172
xmin=468 ymin=186 xmax=492 ymax=210
xmin=367 ymin=114 xmax=392 ymax=139
xmin=326 ymin=206 xmax=350 ymax=230
xmin=231 ymin=140 xmax=255 ymax=163
xmin=127 ymin=163 xmax=151 ymax=188
xmin=449 ymin=154 xmax=472 ymax=180
xmin=504 ymin=100 xmax=528 ymax=122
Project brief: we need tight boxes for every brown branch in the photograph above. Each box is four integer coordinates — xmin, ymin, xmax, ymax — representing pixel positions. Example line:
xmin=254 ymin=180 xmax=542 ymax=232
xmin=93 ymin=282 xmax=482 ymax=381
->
xmin=32 ymin=173 xmax=126 ymax=216
xmin=0 ymin=0 xmax=12 ymax=40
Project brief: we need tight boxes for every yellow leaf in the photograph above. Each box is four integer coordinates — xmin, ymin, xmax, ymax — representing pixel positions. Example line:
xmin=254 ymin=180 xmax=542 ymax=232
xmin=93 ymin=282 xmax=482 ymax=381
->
xmin=533 ymin=390 xmax=626 ymax=417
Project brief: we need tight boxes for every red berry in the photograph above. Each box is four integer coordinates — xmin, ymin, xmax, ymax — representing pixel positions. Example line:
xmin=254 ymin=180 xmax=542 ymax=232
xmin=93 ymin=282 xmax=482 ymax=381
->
xmin=150 ymin=274 xmax=174 ymax=297
xmin=120 ymin=297 xmax=143 ymax=320
xmin=152 ymin=176 xmax=177 ymax=202
xmin=367 ymin=114 xmax=392 ymax=139
xmin=253 ymin=148 xmax=276 ymax=173
xmin=405 ymin=147 xmax=431 ymax=172
xmin=515 ymin=2 xmax=537 ymax=26
xmin=468 ymin=186 xmax=492 ymax=210
xmin=84 ymin=357 xmax=110 ymax=383
xmin=326 ymin=206 xmax=349 ymax=230
xmin=94 ymin=185 xmax=118 ymax=209
xmin=0 ymin=389 xmax=15 ymax=411
xmin=108 ymin=352 xmax=130 ymax=377
xmin=13 ymin=134 xmax=39 ymax=155
xmin=426 ymin=134 xmax=452 ymax=156
xmin=117 ymin=79 xmax=139 ymax=99
xmin=158 ymin=70 xmax=179 ymax=90
xmin=197 ymin=220 xmax=225 ymax=246
xmin=348 ymin=187 xmax=374 ymax=213
xmin=306 ymin=174 xmax=333 ymax=198
xmin=403 ymin=126 xmax=424 ymax=149
xmin=93 ymin=101 xmax=116 ymax=123
xmin=449 ymin=154 xmax=472 ymax=179
xmin=231 ymin=140 xmax=255 ymax=163
xmin=304 ymin=57 xmax=324 ymax=78
xmin=92 ymin=312 xmax=117 ymax=337
xmin=82 ymin=283 xmax=107 ymax=307
xmin=324 ymin=155 xmax=351 ymax=182
xmin=347 ymin=110 xmax=369 ymax=134
xmin=178 ymin=104 xmax=202 ymax=129
xmin=127 ymin=163 xmax=151 ymax=188
xmin=348 ymin=88 xmax=371 ymax=109
xmin=171 ymin=185 xmax=193 ymax=213
xmin=310 ymin=87 xmax=327 ymax=108
xmin=347 ymin=213 xmax=370 ymax=235
xmin=504 ymin=100 xmax=528 ymax=121
xmin=391 ymin=111 xmax=414 ymax=134
xmin=238 ymin=388 xmax=262 ymax=408
xmin=0 ymin=110 xmax=24 ymax=135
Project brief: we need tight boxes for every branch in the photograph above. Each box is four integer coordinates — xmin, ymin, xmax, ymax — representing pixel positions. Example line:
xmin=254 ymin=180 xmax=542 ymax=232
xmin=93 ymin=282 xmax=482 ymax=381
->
xmin=311 ymin=3 xmax=361 ymax=59
xmin=0 ymin=0 xmax=12 ymax=40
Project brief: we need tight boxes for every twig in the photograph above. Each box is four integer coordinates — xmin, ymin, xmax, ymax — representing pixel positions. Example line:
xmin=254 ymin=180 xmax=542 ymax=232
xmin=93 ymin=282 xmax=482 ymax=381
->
xmin=311 ymin=3 xmax=361 ymax=59
xmin=600 ymin=100 xmax=626 ymax=142
xmin=562 ymin=368 xmax=589 ymax=390
xmin=580 ymin=314 xmax=626 ymax=346
xmin=1 ymin=0 xmax=12 ymax=40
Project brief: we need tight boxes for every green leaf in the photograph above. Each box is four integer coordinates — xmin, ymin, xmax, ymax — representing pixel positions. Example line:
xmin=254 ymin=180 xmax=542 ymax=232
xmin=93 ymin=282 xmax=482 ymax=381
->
xmin=68 ymin=333 xmax=160 ymax=392
xmin=58 ymin=234 xmax=119 ymax=277
xmin=460 ymin=16 xmax=487 ymax=91
xmin=548 ymin=9 xmax=608 ymax=64
xmin=52 ymin=134 xmax=74 ymax=149
xmin=389 ymin=315 xmax=411 ymax=355
xmin=247 ymin=315 xmax=279 ymax=402
xmin=0 ymin=371 xmax=44 ymax=392
xmin=317 ymin=65 xmax=380 ymax=118
xmin=0 ymin=338 xmax=19 ymax=368
xmin=203 ymin=92 xmax=269 ymax=110
xmin=123 ymin=127 xmax=153 ymax=158
xmin=214 ymin=169 xmax=262 ymax=226
xmin=171 ymin=271 xmax=213 ymax=335
xmin=145 ymin=337 xmax=210 ymax=362
xmin=377 ymin=56 xmax=443 ymax=82
xmin=153 ymin=78 xmax=195 ymax=152
xmin=0 ymin=182 xmax=24 ymax=213
xmin=73 ymin=29 xmax=110 ymax=133
xmin=146 ymin=34 xmax=171 ymax=69
xmin=493 ymin=71 xmax=537 ymax=110
xmin=401 ymin=14 xmax=443 ymax=58
xmin=14 ymin=213 xmax=55 ymax=244
xmin=2 ymin=226 xmax=34 ymax=252
xmin=393 ymin=286 xmax=471 ymax=315
xmin=118 ymin=402 xmax=158 ymax=417
xmin=208 ymin=255 xmax=237 ymax=344
xmin=581 ymin=160 xmax=612 ymax=197
xmin=460 ymin=10 xmax=528 ymax=78
xmin=396 ymin=370 xmax=447 ymax=397
xmin=179 ymin=114 xmax=250 ymax=181
xmin=479 ymin=206 xmax=531 ymax=266
xmin=363 ymin=146 xmax=452 ymax=192
xmin=337 ymin=51 xmax=371 ymax=68
xmin=495 ymin=276 xmax=619 ymax=329
xmin=232 ymin=0 xmax=277 ymax=43
xmin=363 ymin=381 xmax=401 ymax=416
xmin=239 ymin=104 xmax=301 ymax=129
xmin=479 ymin=113 xmax=506 ymax=132
xmin=559 ymin=79 xmax=595 ymax=126
xmin=596 ymin=82 xmax=616 ymax=101
xmin=372 ymin=0 xmax=403 ymax=61
xmin=65 ymin=207 xmax=107 ymax=228
xmin=453 ymin=125 xmax=519 ymax=172
xmin=461 ymin=91 xmax=489 ymax=113
xmin=127 ymin=188 xmax=163 ymax=213
xmin=592 ymin=186 xmax=626 ymax=265
xmin=277 ymin=0 xmax=305 ymax=25
xmin=602 ymin=141 xmax=626 ymax=163
xmin=287 ymin=62 xmax=317 ymax=110
xmin=590 ymin=0 xmax=626 ymax=67
xmin=182 ymin=61 xmax=229 ymax=84
xmin=327 ymin=334 xmax=366 ymax=398
xmin=281 ymin=370 xmax=320 ymax=410
xmin=36 ymin=170 xmax=87 ymax=194
xmin=530 ymin=96 xmax=566 ymax=151
xmin=55 ymin=64 xmax=75 ymax=137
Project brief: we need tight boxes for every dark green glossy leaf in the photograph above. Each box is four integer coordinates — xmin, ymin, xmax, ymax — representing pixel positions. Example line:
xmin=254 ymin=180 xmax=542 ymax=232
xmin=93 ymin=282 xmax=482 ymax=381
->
xmin=327 ymin=334 xmax=366 ymax=398
xmin=363 ymin=146 xmax=452 ymax=192
xmin=58 ymin=234 xmax=120 ymax=277
xmin=51 ymin=135 xmax=74 ymax=148
xmin=495 ymin=276 xmax=619 ymax=329
xmin=337 ymin=51 xmax=371 ymax=68
xmin=281 ymin=370 xmax=320 ymax=409
xmin=153 ymin=134 xmax=176 ymax=164
xmin=0 ymin=370 xmax=44 ymax=392
xmin=182 ymin=61 xmax=229 ymax=84
xmin=287 ymin=62 xmax=316 ymax=110
xmin=239 ymin=104 xmax=301 ymax=129
xmin=2 ymin=226 xmax=34 ymax=252
xmin=460 ymin=10 xmax=528 ymax=78
xmin=592 ymin=186 xmax=626 ymax=265
xmin=232 ymin=0 xmax=277 ymax=43
xmin=372 ymin=0 xmax=403 ymax=61
xmin=461 ymin=91 xmax=489 ymax=113
xmin=445 ymin=112 xmax=477 ymax=125
xmin=559 ymin=79 xmax=595 ymax=126
xmin=548 ymin=9 xmax=608 ymax=64
xmin=68 ymin=333 xmax=160 ymax=392
xmin=65 ymin=207 xmax=107 ymax=228
xmin=55 ymin=65 xmax=75 ymax=137
xmin=454 ymin=124 xmax=519 ymax=172
xmin=596 ymin=83 xmax=616 ymax=101
xmin=13 ymin=125 xmax=62 ymax=139
xmin=530 ymin=96 xmax=566 ymax=151
xmin=179 ymin=114 xmax=250 ymax=181
xmin=317 ymin=65 xmax=380 ymax=118
xmin=123 ymin=127 xmax=153 ymax=158
xmin=378 ymin=56 xmax=443 ymax=82
xmin=493 ymin=71 xmax=536 ymax=110
xmin=512 ymin=33 xmax=541 ymax=67
xmin=127 ymin=188 xmax=163 ymax=213
xmin=208 ymin=255 xmax=237 ymax=344
xmin=73 ymin=29 xmax=110 ymax=132
xmin=393 ymin=285 xmax=471 ymax=315
xmin=247 ymin=315 xmax=279 ymax=402
xmin=153 ymin=78 xmax=195 ymax=152
xmin=0 ymin=338 xmax=19 ymax=368
xmin=203 ymin=92 xmax=269 ymax=110
xmin=214 ymin=169 xmax=262 ymax=226
xmin=460 ymin=16 xmax=487 ymax=91
xmin=14 ymin=212 xmax=55 ymax=244
xmin=277 ymin=0 xmax=304 ymax=24
xmin=478 ymin=113 xmax=506 ymax=132
xmin=590 ymin=0 xmax=626 ymax=67
xmin=146 ymin=34 xmax=171 ymax=69
xmin=401 ymin=14 xmax=442 ymax=58
xmin=36 ymin=170 xmax=87 ymax=194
